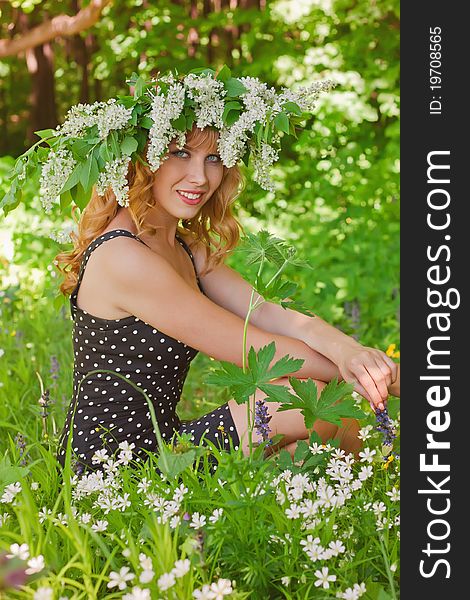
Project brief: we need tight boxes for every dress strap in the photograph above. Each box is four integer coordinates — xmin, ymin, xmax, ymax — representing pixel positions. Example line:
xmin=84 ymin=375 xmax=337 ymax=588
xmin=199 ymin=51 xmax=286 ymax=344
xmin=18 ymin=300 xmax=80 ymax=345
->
xmin=175 ymin=233 xmax=204 ymax=294
xmin=71 ymin=229 xmax=148 ymax=307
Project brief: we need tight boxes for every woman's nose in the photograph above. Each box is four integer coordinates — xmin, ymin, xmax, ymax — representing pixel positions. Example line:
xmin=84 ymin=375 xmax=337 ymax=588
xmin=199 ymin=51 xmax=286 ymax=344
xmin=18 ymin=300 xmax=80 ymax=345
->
xmin=187 ymin=159 xmax=208 ymax=186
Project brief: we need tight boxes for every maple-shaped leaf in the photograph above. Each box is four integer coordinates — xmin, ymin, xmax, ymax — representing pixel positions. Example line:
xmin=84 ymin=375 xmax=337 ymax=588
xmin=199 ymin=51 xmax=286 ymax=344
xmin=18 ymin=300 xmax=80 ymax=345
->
xmin=206 ymin=342 xmax=304 ymax=405
xmin=276 ymin=377 xmax=365 ymax=428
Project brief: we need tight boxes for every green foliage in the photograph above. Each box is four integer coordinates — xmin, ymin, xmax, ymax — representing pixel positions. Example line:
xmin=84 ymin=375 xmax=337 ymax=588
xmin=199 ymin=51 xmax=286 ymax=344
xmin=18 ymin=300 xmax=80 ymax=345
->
xmin=0 ymin=1 xmax=399 ymax=597
xmin=277 ymin=377 xmax=365 ymax=428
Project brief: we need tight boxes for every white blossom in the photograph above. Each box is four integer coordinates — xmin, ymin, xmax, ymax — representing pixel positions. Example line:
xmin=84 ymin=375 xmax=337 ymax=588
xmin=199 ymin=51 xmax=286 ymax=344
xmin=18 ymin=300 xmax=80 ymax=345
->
xmin=39 ymin=148 xmax=76 ymax=213
xmin=314 ymin=566 xmax=336 ymax=589
xmin=25 ymin=555 xmax=45 ymax=575
xmin=96 ymin=156 xmax=131 ymax=207
xmin=33 ymin=587 xmax=53 ymax=600
xmin=123 ymin=587 xmax=151 ymax=600
xmin=172 ymin=558 xmax=190 ymax=578
xmin=157 ymin=571 xmax=176 ymax=591
xmin=107 ymin=566 xmax=135 ymax=590
xmin=56 ymin=99 xmax=132 ymax=140
xmin=6 ymin=542 xmax=30 ymax=560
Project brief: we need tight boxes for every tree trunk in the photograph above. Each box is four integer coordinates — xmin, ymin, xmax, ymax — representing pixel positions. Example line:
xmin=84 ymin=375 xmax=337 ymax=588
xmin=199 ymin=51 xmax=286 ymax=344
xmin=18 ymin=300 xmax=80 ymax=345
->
xmin=28 ymin=42 xmax=58 ymax=139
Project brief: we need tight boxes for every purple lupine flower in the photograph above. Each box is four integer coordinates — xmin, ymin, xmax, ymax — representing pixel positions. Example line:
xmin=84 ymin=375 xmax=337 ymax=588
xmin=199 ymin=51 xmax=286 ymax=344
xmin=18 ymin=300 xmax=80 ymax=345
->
xmin=14 ymin=433 xmax=27 ymax=467
xmin=254 ymin=399 xmax=273 ymax=446
xmin=50 ymin=355 xmax=60 ymax=382
xmin=375 ymin=407 xmax=397 ymax=447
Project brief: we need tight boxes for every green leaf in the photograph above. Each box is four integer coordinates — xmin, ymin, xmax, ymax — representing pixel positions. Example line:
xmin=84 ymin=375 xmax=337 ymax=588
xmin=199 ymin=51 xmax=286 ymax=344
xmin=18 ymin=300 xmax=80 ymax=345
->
xmin=71 ymin=139 xmax=91 ymax=160
xmin=216 ymin=64 xmax=231 ymax=81
xmin=134 ymin=75 xmax=147 ymax=99
xmin=224 ymin=110 xmax=241 ymax=127
xmin=274 ymin=112 xmax=290 ymax=134
xmin=60 ymin=162 xmax=82 ymax=193
xmin=157 ymin=449 xmax=196 ymax=479
xmin=282 ymin=101 xmax=302 ymax=115
xmin=172 ymin=113 xmax=186 ymax=131
xmin=278 ymin=448 xmax=293 ymax=471
xmin=34 ymin=128 xmax=56 ymax=139
xmin=109 ymin=131 xmax=121 ymax=159
xmin=224 ymin=77 xmax=246 ymax=98
xmin=294 ymin=439 xmax=309 ymax=463
xmin=140 ymin=116 xmax=153 ymax=129
xmin=276 ymin=377 xmax=364 ymax=429
xmin=79 ymin=156 xmax=99 ymax=193
xmin=60 ymin=188 xmax=73 ymax=211
xmin=121 ymin=136 xmax=139 ymax=156
xmin=71 ymin=181 xmax=91 ymax=210
xmin=99 ymin=141 xmax=112 ymax=163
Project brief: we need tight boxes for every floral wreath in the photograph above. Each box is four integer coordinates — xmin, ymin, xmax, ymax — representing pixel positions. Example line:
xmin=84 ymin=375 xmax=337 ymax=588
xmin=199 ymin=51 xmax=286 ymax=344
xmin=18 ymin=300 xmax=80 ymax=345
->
xmin=1 ymin=65 xmax=334 ymax=217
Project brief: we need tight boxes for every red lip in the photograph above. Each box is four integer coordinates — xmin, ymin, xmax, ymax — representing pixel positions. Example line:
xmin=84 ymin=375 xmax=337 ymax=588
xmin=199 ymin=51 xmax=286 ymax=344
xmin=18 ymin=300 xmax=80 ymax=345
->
xmin=176 ymin=191 xmax=204 ymax=205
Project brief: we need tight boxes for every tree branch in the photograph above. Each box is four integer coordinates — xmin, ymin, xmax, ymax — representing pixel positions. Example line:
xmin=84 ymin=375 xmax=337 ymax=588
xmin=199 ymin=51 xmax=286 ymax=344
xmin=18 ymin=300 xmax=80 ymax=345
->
xmin=0 ymin=0 xmax=113 ymax=58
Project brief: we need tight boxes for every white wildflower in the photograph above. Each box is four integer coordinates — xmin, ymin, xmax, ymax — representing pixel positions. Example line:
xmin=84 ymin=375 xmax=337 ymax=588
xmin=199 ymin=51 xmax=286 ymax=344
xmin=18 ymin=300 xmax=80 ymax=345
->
xmin=358 ymin=448 xmax=376 ymax=463
xmin=158 ymin=571 xmax=176 ymax=591
xmin=190 ymin=512 xmax=207 ymax=528
xmin=107 ymin=566 xmax=135 ymax=590
xmin=169 ymin=514 xmax=181 ymax=529
xmin=172 ymin=558 xmax=190 ymax=578
xmin=123 ymin=587 xmax=151 ymax=600
xmin=39 ymin=148 xmax=76 ymax=213
xmin=33 ymin=587 xmax=53 ymax=600
xmin=139 ymin=568 xmax=155 ymax=584
xmin=147 ymin=82 xmax=186 ymax=172
xmin=137 ymin=477 xmax=152 ymax=493
xmin=281 ymin=576 xmax=291 ymax=586
xmin=31 ymin=481 xmax=40 ymax=491
xmin=172 ymin=483 xmax=188 ymax=503
xmin=328 ymin=540 xmax=346 ymax=556
xmin=386 ymin=486 xmax=400 ymax=502
xmin=193 ymin=584 xmax=214 ymax=599
xmin=79 ymin=512 xmax=92 ymax=524
xmin=57 ymin=99 xmax=132 ymax=140
xmin=96 ymin=156 xmax=131 ymax=207
xmin=91 ymin=519 xmax=108 ymax=532
xmin=7 ymin=542 xmax=30 ymax=560
xmin=314 ymin=566 xmax=336 ymax=589
xmin=25 ymin=555 xmax=45 ymax=575
xmin=358 ymin=465 xmax=373 ymax=481
xmin=184 ymin=73 xmax=226 ymax=129
xmin=357 ymin=425 xmax=373 ymax=441
xmin=209 ymin=508 xmax=223 ymax=523
xmin=209 ymin=578 xmax=233 ymax=598
xmin=285 ymin=504 xmax=301 ymax=519
xmin=1 ymin=481 xmax=22 ymax=504
xmin=0 ymin=512 xmax=10 ymax=526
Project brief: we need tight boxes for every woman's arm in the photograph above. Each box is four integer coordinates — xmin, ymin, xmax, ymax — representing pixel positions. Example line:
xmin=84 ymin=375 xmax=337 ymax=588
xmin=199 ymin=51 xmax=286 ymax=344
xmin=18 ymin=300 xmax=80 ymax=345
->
xmin=103 ymin=237 xmax=340 ymax=384
xmin=256 ymin=300 xmax=400 ymax=408
xmin=186 ymin=238 xmax=399 ymax=408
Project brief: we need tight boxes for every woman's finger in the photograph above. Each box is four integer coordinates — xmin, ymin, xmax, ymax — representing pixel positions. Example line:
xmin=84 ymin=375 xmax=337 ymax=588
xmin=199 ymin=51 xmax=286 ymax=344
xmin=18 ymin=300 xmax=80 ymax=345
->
xmin=355 ymin=366 xmax=386 ymax=411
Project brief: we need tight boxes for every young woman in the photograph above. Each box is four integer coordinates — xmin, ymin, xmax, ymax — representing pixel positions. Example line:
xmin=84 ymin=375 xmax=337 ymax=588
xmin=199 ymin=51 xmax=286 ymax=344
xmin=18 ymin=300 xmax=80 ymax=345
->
xmin=56 ymin=124 xmax=400 ymax=474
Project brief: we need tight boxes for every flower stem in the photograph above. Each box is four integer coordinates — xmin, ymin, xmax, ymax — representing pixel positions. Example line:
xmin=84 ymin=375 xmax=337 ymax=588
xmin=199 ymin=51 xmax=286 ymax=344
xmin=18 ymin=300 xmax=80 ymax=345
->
xmin=242 ymin=258 xmax=265 ymax=458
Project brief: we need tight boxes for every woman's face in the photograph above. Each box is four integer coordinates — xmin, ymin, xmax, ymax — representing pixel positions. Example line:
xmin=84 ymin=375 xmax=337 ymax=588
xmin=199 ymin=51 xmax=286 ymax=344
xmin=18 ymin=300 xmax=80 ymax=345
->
xmin=151 ymin=131 xmax=225 ymax=218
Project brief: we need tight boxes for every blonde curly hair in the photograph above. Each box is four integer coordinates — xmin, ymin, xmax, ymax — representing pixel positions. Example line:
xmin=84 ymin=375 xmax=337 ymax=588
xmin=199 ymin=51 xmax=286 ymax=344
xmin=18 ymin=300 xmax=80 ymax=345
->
xmin=55 ymin=127 xmax=245 ymax=297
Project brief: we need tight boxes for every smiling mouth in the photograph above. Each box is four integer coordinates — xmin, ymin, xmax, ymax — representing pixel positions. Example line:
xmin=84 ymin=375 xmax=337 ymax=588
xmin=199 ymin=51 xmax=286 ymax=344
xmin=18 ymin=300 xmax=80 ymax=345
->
xmin=177 ymin=190 xmax=204 ymax=204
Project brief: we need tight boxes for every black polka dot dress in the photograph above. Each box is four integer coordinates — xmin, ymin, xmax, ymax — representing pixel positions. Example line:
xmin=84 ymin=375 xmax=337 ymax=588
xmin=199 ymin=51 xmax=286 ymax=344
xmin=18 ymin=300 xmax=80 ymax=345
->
xmin=57 ymin=229 xmax=240 ymax=473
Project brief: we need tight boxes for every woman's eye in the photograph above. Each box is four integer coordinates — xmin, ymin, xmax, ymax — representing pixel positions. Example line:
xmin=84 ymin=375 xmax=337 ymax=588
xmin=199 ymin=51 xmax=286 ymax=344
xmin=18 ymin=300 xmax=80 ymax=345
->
xmin=172 ymin=150 xmax=189 ymax=158
xmin=207 ymin=155 xmax=221 ymax=162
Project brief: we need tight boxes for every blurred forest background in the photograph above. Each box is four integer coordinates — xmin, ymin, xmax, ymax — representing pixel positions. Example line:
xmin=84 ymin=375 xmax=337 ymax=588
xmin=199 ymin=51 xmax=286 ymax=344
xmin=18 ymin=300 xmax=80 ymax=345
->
xmin=0 ymin=0 xmax=399 ymax=427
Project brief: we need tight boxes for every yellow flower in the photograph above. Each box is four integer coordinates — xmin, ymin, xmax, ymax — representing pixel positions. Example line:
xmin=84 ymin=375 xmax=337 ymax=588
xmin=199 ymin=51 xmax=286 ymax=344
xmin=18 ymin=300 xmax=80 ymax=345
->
xmin=385 ymin=344 xmax=400 ymax=358
xmin=382 ymin=454 xmax=395 ymax=469
xmin=217 ymin=425 xmax=226 ymax=436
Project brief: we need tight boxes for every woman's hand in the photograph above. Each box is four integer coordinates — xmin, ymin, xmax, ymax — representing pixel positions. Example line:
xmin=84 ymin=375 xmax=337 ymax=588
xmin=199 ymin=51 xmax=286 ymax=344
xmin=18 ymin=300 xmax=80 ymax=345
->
xmin=335 ymin=342 xmax=399 ymax=411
